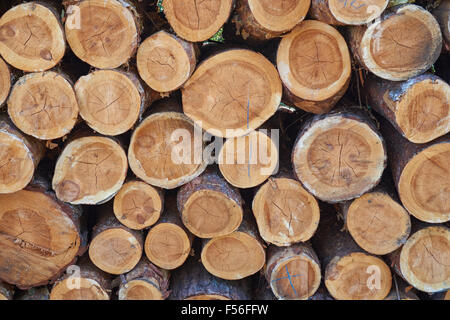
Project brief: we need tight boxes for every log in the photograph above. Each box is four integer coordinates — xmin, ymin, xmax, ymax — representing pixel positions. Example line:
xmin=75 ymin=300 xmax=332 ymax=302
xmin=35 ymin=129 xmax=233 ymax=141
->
xmin=265 ymin=243 xmax=321 ymax=300
xmin=7 ymin=71 xmax=79 ymax=140
xmin=312 ymin=205 xmax=392 ymax=300
xmin=52 ymin=134 xmax=128 ymax=205
xmin=366 ymin=73 xmax=449 ymax=144
xmin=277 ymin=20 xmax=351 ymax=114
xmin=64 ymin=0 xmax=139 ymax=69
xmin=115 ymin=258 xmax=170 ymax=300
xmin=0 ymin=179 xmax=85 ymax=289
xmin=231 ymin=0 xmax=310 ymax=41
xmin=0 ymin=281 xmax=13 ymax=300
xmin=0 ymin=57 xmax=11 ymax=106
xmin=137 ymin=30 xmax=197 ymax=93
xmin=347 ymin=4 xmax=442 ymax=81
xmin=16 ymin=286 xmax=50 ymax=300
xmin=291 ymin=108 xmax=387 ymax=203
xmin=387 ymin=224 xmax=449 ymax=293
xmin=253 ymin=276 xmax=277 ymax=300
xmin=170 ymin=256 xmax=252 ymax=300
xmin=74 ymin=69 xmax=147 ymax=136
xmin=144 ymin=194 xmax=193 ymax=270
xmin=200 ymin=216 xmax=266 ymax=280
xmin=128 ymin=97 xmax=207 ymax=189
xmin=182 ymin=49 xmax=282 ymax=138
xmin=338 ymin=180 xmax=411 ymax=255
xmin=252 ymin=170 xmax=320 ymax=246
xmin=218 ymin=129 xmax=279 ymax=188
xmin=384 ymin=277 xmax=419 ymax=300
xmin=162 ymin=0 xmax=234 ymax=42
xmin=432 ymin=0 xmax=450 ymax=53
xmin=0 ymin=115 xmax=45 ymax=194
xmin=309 ymin=0 xmax=389 ymax=25
xmin=177 ymin=169 xmax=243 ymax=238
xmin=113 ymin=180 xmax=164 ymax=230
xmin=50 ymin=255 xmax=112 ymax=300
xmin=89 ymin=208 xmax=143 ymax=275
xmin=380 ymin=120 xmax=449 ymax=223
xmin=0 ymin=2 xmax=65 ymax=72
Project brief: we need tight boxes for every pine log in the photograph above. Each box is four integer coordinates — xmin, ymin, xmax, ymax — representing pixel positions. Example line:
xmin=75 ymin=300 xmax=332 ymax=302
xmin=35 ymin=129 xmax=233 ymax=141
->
xmin=387 ymin=224 xmax=449 ymax=293
xmin=144 ymin=194 xmax=193 ymax=270
xmin=309 ymin=0 xmax=389 ymax=25
xmin=137 ymin=30 xmax=197 ymax=93
xmin=312 ymin=205 xmax=392 ymax=300
xmin=115 ymin=258 xmax=170 ymax=300
xmin=0 ymin=2 xmax=65 ymax=72
xmin=0 ymin=115 xmax=45 ymax=193
xmin=291 ymin=108 xmax=387 ymax=203
xmin=380 ymin=120 xmax=449 ymax=223
xmin=113 ymin=180 xmax=164 ymax=230
xmin=432 ymin=0 xmax=450 ymax=53
xmin=0 ymin=57 xmax=11 ymax=106
xmin=265 ymin=243 xmax=321 ymax=300
xmin=170 ymin=256 xmax=252 ymax=300
xmin=16 ymin=286 xmax=50 ymax=300
xmin=64 ymin=0 xmax=139 ymax=69
xmin=232 ymin=0 xmax=310 ymax=41
xmin=182 ymin=49 xmax=282 ymax=138
xmin=177 ymin=169 xmax=243 ymax=238
xmin=89 ymin=208 xmax=143 ymax=275
xmin=50 ymin=255 xmax=112 ymax=300
xmin=162 ymin=0 xmax=234 ymax=42
xmin=0 ymin=281 xmax=13 ymax=300
xmin=128 ymin=97 xmax=207 ymax=189
xmin=277 ymin=20 xmax=351 ymax=114
xmin=218 ymin=130 xmax=279 ymax=188
xmin=52 ymin=134 xmax=128 ymax=205
xmin=200 ymin=216 xmax=266 ymax=280
xmin=366 ymin=73 xmax=449 ymax=144
xmin=0 ymin=179 xmax=85 ymax=289
xmin=347 ymin=4 xmax=442 ymax=81
xmin=7 ymin=71 xmax=79 ymax=140
xmin=74 ymin=69 xmax=147 ymax=136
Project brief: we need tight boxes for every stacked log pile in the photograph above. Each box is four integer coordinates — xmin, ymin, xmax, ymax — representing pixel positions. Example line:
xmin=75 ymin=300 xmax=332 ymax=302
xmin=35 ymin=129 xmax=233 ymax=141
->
xmin=0 ymin=0 xmax=448 ymax=300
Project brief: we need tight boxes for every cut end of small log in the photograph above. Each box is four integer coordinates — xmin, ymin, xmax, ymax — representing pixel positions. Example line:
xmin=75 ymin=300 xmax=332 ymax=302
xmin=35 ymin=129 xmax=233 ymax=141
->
xmin=327 ymin=0 xmax=388 ymax=25
xmin=50 ymin=278 xmax=110 ymax=300
xmin=119 ymin=279 xmax=164 ymax=300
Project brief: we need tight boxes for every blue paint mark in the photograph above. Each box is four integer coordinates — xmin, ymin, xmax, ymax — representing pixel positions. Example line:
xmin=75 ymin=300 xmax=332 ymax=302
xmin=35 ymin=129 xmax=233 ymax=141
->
xmin=271 ymin=266 xmax=302 ymax=298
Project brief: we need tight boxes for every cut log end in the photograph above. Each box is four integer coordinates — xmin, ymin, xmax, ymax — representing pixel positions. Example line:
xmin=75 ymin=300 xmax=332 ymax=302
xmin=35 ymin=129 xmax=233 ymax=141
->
xmin=0 ymin=57 xmax=11 ymax=106
xmin=347 ymin=192 xmax=411 ymax=255
xmin=328 ymin=0 xmax=388 ymax=25
xmin=7 ymin=72 xmax=79 ymax=140
xmin=113 ymin=181 xmax=163 ymax=230
xmin=325 ymin=252 xmax=392 ymax=300
xmin=201 ymin=231 xmax=266 ymax=280
xmin=399 ymin=226 xmax=450 ymax=293
xmin=50 ymin=278 xmax=110 ymax=300
xmin=75 ymin=70 xmax=144 ymax=136
xmin=398 ymin=142 xmax=450 ymax=223
xmin=277 ymin=20 xmax=351 ymax=114
xmin=144 ymin=223 xmax=191 ymax=270
xmin=219 ymin=130 xmax=279 ymax=189
xmin=89 ymin=228 xmax=142 ymax=275
xmin=0 ymin=3 xmax=65 ymax=72
xmin=252 ymin=177 xmax=320 ymax=246
xmin=137 ymin=31 xmax=196 ymax=93
xmin=162 ymin=0 xmax=234 ymax=42
xmin=119 ymin=279 xmax=164 ymax=300
xmin=182 ymin=49 xmax=281 ymax=138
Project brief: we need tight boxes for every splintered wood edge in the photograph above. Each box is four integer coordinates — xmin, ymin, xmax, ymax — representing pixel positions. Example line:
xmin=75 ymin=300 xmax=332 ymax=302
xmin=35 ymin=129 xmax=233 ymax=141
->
xmin=218 ymin=130 xmax=279 ymax=189
xmin=247 ymin=0 xmax=310 ymax=32
xmin=74 ymin=70 xmax=143 ymax=136
xmin=118 ymin=279 xmax=164 ymax=300
xmin=50 ymin=278 xmax=109 ymax=300
xmin=182 ymin=49 xmax=282 ymax=138
xmin=277 ymin=20 xmax=351 ymax=102
xmin=201 ymin=231 xmax=266 ymax=280
xmin=0 ymin=3 xmax=65 ymax=72
xmin=137 ymin=31 xmax=195 ymax=92
xmin=252 ymin=177 xmax=320 ymax=246
xmin=144 ymin=223 xmax=191 ymax=270
xmin=52 ymin=136 xmax=128 ymax=204
xmin=65 ymin=0 xmax=138 ymax=69
xmin=399 ymin=226 xmax=450 ymax=293
xmin=398 ymin=142 xmax=450 ymax=223
xmin=347 ymin=192 xmax=411 ymax=255
xmin=325 ymin=252 xmax=392 ymax=300
xmin=0 ymin=57 xmax=11 ymax=105
xmin=113 ymin=181 xmax=163 ymax=230
xmin=162 ymin=0 xmax=233 ymax=42
xmin=328 ymin=0 xmax=389 ymax=25
xmin=182 ymin=189 xmax=243 ymax=238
